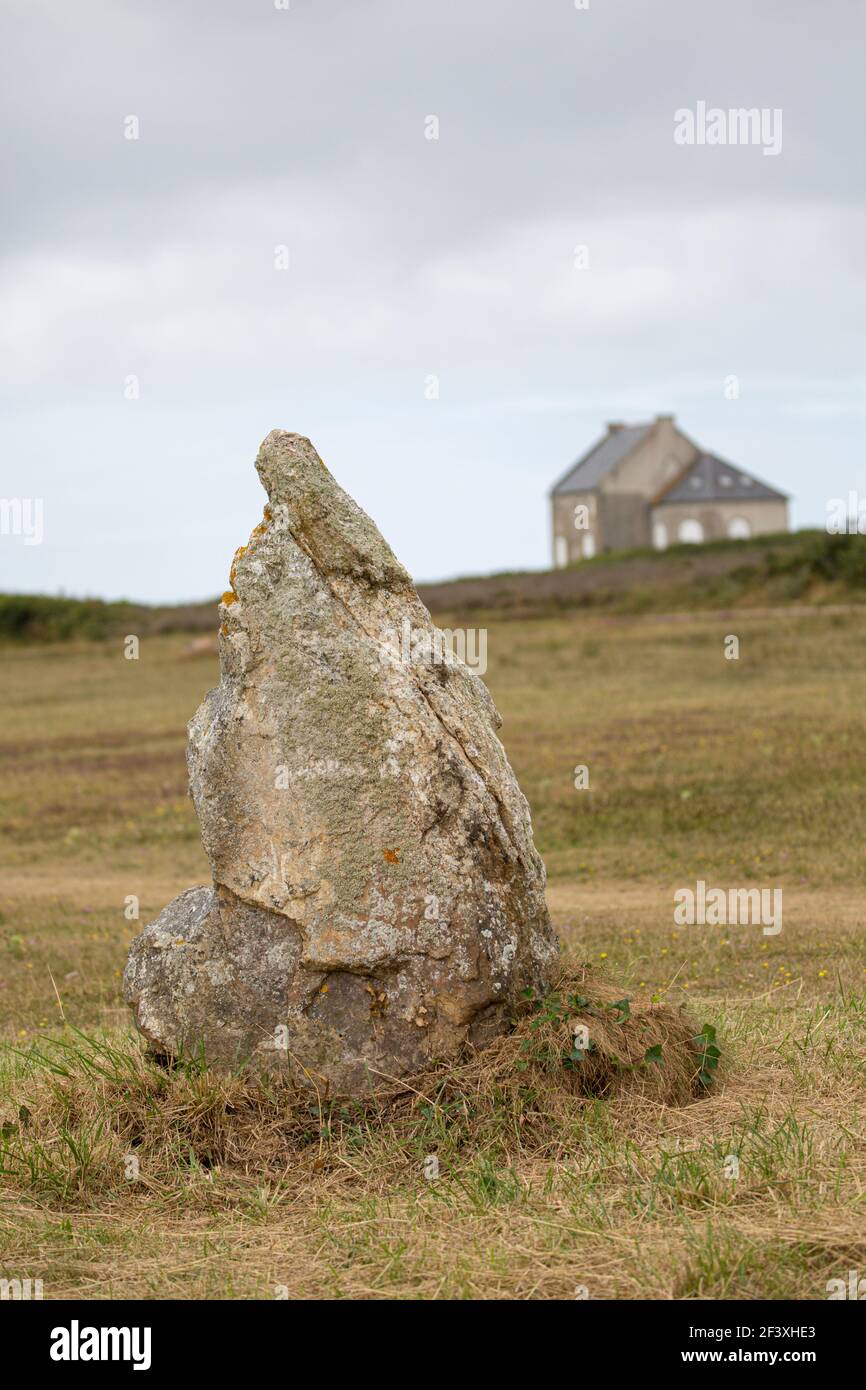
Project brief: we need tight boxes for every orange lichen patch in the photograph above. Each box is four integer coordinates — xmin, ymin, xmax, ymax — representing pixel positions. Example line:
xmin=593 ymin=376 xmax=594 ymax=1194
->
xmin=383 ymin=848 xmax=401 ymax=864
xmin=225 ymin=510 xmax=271 ymax=599
xmin=221 ymin=591 xmax=237 ymax=607
xmin=220 ymin=623 xmax=229 ymax=637
xmin=263 ymin=504 xmax=272 ymax=522
xmin=229 ymin=544 xmax=247 ymax=589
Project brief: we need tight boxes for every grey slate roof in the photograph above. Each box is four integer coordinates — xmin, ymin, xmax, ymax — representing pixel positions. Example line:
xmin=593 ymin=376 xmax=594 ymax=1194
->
xmin=654 ymin=453 xmax=789 ymax=506
xmin=550 ymin=423 xmax=654 ymax=495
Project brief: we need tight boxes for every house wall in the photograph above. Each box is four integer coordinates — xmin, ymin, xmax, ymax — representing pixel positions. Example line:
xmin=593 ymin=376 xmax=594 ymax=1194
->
xmin=650 ymin=498 xmax=788 ymax=546
xmin=597 ymin=493 xmax=648 ymax=551
xmin=551 ymin=490 xmax=598 ymax=565
xmin=552 ymin=488 xmax=649 ymax=561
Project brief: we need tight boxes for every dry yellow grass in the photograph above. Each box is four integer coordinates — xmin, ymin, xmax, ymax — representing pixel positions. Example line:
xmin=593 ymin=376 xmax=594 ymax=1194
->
xmin=1 ymin=611 xmax=865 ymax=1299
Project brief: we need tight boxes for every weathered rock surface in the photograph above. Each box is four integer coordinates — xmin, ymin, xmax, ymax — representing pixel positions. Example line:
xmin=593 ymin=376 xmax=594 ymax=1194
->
xmin=124 ymin=431 xmax=559 ymax=1093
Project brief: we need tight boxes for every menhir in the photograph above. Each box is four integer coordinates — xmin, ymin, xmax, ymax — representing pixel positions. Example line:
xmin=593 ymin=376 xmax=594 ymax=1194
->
xmin=124 ymin=431 xmax=559 ymax=1094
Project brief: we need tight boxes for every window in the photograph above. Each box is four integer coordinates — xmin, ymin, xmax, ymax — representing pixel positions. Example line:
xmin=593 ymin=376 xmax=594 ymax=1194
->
xmin=719 ymin=474 xmax=733 ymax=487
xmin=582 ymin=532 xmax=596 ymax=559
xmin=554 ymin=536 xmax=569 ymax=568
xmin=678 ymin=518 xmax=704 ymax=543
xmin=727 ymin=517 xmax=751 ymax=539
xmin=689 ymin=475 xmax=704 ymax=489
xmin=653 ymin=521 xmax=668 ymax=551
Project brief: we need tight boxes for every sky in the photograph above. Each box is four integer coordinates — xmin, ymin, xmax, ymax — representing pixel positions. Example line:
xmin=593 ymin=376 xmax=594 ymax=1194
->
xmin=1 ymin=0 xmax=864 ymax=602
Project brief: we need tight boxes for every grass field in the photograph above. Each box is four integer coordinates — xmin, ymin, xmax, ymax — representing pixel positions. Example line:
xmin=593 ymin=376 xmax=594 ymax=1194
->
xmin=1 ymin=603 xmax=864 ymax=1299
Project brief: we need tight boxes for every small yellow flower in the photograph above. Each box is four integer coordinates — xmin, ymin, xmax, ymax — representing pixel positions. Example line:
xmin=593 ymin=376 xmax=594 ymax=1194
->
xmin=599 ymin=952 xmax=608 ymax=960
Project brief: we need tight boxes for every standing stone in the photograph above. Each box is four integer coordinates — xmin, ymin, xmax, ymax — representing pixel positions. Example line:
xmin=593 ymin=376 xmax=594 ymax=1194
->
xmin=124 ymin=431 xmax=559 ymax=1094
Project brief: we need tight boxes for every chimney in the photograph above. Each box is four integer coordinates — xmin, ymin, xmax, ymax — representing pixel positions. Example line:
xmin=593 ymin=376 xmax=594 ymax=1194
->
xmin=606 ymin=421 xmax=625 ymax=433
xmin=656 ymin=414 xmax=674 ymax=424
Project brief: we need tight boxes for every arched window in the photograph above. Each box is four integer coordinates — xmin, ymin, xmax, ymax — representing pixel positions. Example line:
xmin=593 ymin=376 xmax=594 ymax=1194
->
xmin=727 ymin=516 xmax=752 ymax=539
xmin=678 ymin=518 xmax=704 ymax=544
xmin=554 ymin=536 xmax=569 ymax=568
xmin=653 ymin=521 xmax=668 ymax=551
xmin=582 ymin=532 xmax=596 ymax=559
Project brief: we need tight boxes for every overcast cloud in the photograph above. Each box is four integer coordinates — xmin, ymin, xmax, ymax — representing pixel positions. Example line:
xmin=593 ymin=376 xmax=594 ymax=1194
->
xmin=1 ymin=0 xmax=864 ymax=601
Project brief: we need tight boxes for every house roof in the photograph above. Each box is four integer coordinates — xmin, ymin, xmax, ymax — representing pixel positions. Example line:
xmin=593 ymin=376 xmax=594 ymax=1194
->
xmin=653 ymin=453 xmax=789 ymax=507
xmin=549 ymin=422 xmax=654 ymax=495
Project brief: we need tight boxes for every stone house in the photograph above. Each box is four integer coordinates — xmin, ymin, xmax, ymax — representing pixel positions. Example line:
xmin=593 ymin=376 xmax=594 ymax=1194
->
xmin=549 ymin=414 xmax=789 ymax=566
